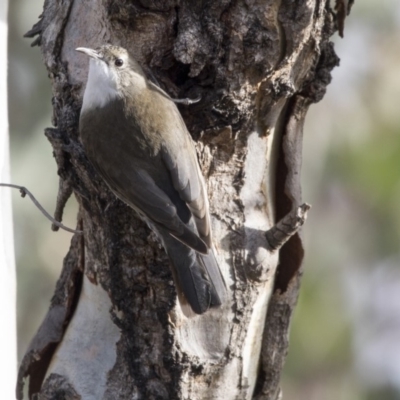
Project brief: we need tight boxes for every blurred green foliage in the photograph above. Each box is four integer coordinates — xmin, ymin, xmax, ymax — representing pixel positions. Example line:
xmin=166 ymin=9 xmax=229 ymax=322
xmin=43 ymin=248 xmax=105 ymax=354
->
xmin=8 ymin=1 xmax=400 ymax=399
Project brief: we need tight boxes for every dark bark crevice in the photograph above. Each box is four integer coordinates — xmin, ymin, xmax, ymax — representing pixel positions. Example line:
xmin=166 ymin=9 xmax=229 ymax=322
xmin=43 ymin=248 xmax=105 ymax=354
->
xmin=17 ymin=230 xmax=84 ymax=399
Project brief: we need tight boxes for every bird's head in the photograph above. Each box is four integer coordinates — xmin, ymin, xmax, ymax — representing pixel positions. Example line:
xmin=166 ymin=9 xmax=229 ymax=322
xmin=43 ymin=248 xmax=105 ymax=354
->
xmin=76 ymin=45 xmax=146 ymax=109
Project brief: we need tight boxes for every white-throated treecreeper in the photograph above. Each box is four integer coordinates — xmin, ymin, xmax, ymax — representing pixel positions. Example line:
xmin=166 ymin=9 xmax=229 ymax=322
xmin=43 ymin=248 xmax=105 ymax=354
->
xmin=77 ymin=45 xmax=226 ymax=315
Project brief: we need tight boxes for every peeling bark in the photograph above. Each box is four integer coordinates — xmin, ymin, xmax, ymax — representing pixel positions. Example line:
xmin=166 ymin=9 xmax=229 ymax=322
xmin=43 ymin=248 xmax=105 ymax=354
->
xmin=20 ymin=1 xmax=350 ymax=399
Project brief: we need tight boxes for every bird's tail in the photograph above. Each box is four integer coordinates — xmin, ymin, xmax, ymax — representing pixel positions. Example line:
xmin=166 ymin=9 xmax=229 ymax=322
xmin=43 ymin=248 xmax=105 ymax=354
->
xmin=158 ymin=227 xmax=226 ymax=315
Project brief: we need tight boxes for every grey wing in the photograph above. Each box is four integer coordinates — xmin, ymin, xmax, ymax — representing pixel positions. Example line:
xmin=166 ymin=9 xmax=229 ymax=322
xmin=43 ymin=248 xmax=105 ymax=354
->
xmin=93 ymin=159 xmax=209 ymax=255
xmin=160 ymin=132 xmax=226 ymax=304
xmin=161 ymin=136 xmax=212 ymax=248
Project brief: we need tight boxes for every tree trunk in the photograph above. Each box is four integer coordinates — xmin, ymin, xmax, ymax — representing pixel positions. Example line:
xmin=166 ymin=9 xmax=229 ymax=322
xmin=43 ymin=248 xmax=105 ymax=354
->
xmin=18 ymin=1 xmax=348 ymax=399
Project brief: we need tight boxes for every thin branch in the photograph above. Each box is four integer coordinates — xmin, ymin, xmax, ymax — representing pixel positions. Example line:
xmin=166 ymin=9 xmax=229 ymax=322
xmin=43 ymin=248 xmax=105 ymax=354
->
xmin=170 ymin=95 xmax=201 ymax=105
xmin=266 ymin=203 xmax=311 ymax=251
xmin=0 ymin=183 xmax=82 ymax=234
xmin=145 ymin=72 xmax=202 ymax=106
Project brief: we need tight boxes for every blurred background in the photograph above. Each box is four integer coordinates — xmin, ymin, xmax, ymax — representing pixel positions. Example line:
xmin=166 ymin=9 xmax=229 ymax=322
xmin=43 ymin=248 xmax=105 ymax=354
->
xmin=7 ymin=1 xmax=400 ymax=399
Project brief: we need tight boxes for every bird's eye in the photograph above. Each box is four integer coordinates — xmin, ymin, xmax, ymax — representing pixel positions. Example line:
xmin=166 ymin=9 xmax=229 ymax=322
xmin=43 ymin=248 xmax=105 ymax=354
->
xmin=114 ymin=58 xmax=124 ymax=67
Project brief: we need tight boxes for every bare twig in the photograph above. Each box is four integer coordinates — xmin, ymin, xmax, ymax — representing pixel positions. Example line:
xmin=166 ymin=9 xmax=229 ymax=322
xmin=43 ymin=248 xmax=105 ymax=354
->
xmin=266 ymin=203 xmax=311 ymax=251
xmin=170 ymin=95 xmax=201 ymax=105
xmin=146 ymin=73 xmax=201 ymax=106
xmin=335 ymin=0 xmax=354 ymax=38
xmin=0 ymin=183 xmax=82 ymax=234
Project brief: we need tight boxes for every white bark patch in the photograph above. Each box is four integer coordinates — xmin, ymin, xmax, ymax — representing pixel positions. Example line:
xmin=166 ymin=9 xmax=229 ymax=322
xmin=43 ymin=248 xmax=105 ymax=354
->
xmin=175 ymin=302 xmax=231 ymax=360
xmin=46 ymin=275 xmax=120 ymax=400
xmin=240 ymin=128 xmax=279 ymax=399
xmin=242 ymin=281 xmax=274 ymax=397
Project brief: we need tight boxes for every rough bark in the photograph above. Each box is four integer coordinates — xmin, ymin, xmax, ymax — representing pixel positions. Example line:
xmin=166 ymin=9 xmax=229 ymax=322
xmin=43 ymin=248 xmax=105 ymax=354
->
xmin=19 ymin=0 xmax=348 ymax=399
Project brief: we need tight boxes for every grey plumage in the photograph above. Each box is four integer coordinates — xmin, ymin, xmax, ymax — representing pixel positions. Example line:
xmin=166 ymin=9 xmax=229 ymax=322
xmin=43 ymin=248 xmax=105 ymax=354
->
xmin=77 ymin=45 xmax=226 ymax=314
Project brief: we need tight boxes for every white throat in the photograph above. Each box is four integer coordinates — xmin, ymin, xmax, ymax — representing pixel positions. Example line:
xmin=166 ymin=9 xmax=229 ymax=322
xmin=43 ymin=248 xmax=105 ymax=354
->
xmin=81 ymin=59 xmax=119 ymax=112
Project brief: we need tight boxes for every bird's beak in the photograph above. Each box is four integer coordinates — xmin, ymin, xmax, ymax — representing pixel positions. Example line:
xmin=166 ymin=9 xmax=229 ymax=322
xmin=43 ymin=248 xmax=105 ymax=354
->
xmin=76 ymin=47 xmax=101 ymax=60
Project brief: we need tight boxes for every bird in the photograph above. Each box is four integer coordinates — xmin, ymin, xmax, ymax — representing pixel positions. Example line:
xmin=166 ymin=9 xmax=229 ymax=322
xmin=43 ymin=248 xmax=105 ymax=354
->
xmin=76 ymin=44 xmax=226 ymax=315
